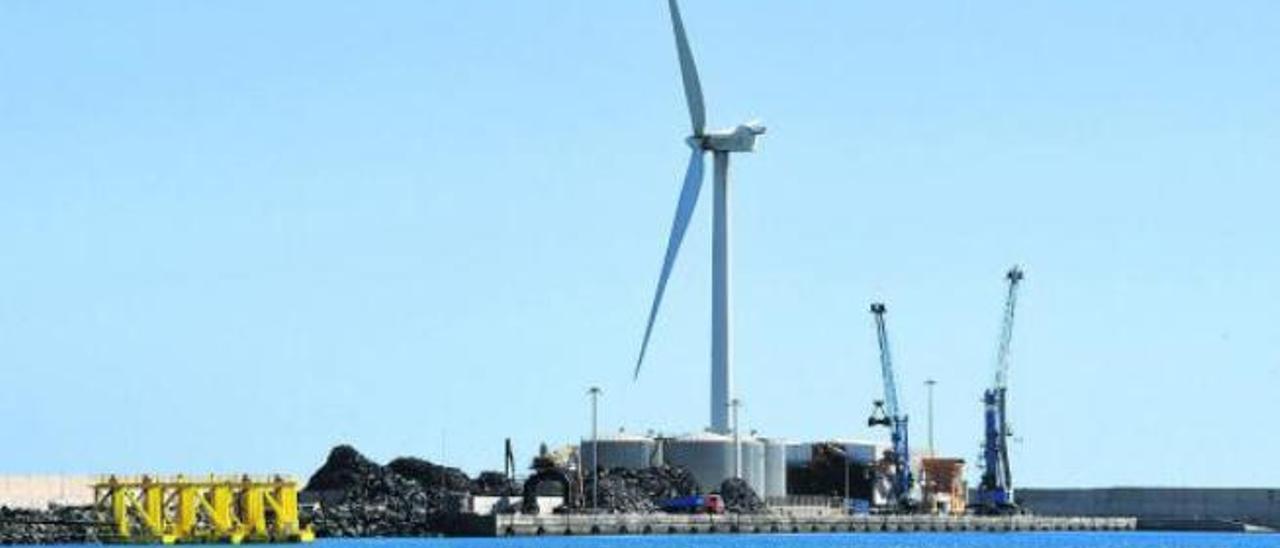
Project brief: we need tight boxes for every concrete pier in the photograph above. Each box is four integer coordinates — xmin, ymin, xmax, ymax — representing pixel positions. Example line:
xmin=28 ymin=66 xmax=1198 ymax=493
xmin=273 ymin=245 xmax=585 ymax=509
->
xmin=456 ymin=514 xmax=1136 ymax=537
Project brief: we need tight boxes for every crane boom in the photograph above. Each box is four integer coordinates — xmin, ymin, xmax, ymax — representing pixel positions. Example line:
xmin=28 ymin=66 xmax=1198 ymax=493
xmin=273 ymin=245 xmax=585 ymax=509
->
xmin=872 ymin=303 xmax=900 ymax=421
xmin=993 ymin=267 xmax=1024 ymax=391
xmin=867 ymin=302 xmax=912 ymax=509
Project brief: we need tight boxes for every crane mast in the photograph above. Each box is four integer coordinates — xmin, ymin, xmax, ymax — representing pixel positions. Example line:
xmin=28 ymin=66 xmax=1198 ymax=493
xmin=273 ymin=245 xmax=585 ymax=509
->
xmin=867 ymin=302 xmax=912 ymax=509
xmin=977 ymin=266 xmax=1024 ymax=514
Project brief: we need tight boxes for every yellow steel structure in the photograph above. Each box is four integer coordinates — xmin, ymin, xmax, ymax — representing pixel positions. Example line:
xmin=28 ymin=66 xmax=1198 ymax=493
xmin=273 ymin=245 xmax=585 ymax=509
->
xmin=93 ymin=474 xmax=314 ymax=544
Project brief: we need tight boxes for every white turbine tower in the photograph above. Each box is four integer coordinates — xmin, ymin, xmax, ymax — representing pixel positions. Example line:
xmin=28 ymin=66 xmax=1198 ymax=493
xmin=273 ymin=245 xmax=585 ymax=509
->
xmin=633 ymin=0 xmax=765 ymax=435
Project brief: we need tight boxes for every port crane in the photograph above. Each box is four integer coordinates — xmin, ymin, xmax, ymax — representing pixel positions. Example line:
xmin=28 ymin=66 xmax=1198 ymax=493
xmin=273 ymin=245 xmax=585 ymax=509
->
xmin=976 ymin=267 xmax=1024 ymax=514
xmin=867 ymin=302 xmax=913 ymax=509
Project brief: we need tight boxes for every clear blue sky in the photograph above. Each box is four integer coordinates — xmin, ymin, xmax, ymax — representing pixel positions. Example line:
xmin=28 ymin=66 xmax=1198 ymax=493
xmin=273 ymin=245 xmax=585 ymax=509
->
xmin=2 ymin=1 xmax=1277 ymax=488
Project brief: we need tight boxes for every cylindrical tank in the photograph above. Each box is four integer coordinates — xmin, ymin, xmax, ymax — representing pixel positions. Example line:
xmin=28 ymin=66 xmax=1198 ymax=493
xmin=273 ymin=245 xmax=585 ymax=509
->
xmin=660 ymin=432 xmax=735 ymax=494
xmin=738 ymin=437 xmax=766 ymax=497
xmin=761 ymin=437 xmax=788 ymax=498
xmin=579 ymin=433 xmax=659 ymax=472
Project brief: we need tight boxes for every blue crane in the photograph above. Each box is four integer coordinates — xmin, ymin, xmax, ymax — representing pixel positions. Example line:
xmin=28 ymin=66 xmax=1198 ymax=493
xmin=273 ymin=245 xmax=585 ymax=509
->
xmin=976 ymin=267 xmax=1024 ymax=514
xmin=867 ymin=302 xmax=913 ymax=509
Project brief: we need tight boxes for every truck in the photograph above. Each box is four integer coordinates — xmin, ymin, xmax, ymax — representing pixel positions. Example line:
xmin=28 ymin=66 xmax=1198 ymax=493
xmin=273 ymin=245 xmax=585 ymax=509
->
xmin=658 ymin=494 xmax=724 ymax=514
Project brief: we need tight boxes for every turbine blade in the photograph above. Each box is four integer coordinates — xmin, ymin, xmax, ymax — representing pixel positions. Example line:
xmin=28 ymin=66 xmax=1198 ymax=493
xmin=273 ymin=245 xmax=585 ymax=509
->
xmin=635 ymin=148 xmax=706 ymax=379
xmin=668 ymin=0 xmax=706 ymax=136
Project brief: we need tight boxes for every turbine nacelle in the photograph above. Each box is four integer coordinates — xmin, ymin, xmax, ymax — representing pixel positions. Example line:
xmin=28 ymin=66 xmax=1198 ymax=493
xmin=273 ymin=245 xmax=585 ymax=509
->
xmin=690 ymin=121 xmax=766 ymax=153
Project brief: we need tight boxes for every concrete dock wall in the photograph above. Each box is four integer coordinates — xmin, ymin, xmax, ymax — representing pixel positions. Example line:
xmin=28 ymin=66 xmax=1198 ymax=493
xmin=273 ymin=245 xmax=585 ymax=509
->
xmin=475 ymin=514 xmax=1134 ymax=537
xmin=1019 ymin=488 xmax=1280 ymax=529
xmin=0 ymin=476 xmax=95 ymax=509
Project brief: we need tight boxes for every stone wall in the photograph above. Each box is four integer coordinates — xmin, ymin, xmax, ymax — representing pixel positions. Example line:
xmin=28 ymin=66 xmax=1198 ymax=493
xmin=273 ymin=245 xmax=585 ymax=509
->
xmin=1019 ymin=488 xmax=1280 ymax=529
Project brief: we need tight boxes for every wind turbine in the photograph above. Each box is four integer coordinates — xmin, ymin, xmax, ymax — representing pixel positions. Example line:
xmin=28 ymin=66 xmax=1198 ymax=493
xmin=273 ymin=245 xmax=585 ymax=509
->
xmin=633 ymin=0 xmax=766 ymax=435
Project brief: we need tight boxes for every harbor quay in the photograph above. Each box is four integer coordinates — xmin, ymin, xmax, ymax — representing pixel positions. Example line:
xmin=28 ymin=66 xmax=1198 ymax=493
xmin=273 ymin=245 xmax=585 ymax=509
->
xmin=454 ymin=514 xmax=1137 ymax=537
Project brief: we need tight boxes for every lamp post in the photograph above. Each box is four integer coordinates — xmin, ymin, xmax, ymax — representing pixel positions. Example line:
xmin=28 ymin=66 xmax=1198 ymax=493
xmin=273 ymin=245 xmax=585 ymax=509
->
xmin=729 ymin=398 xmax=742 ymax=479
xmin=587 ymin=386 xmax=601 ymax=510
xmin=843 ymin=447 xmax=850 ymax=511
xmin=925 ymin=379 xmax=937 ymax=457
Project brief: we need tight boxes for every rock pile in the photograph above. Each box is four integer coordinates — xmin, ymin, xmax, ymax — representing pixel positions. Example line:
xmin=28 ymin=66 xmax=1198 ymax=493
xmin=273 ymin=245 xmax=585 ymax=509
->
xmin=302 ymin=445 xmax=466 ymax=537
xmin=300 ymin=444 xmax=760 ymax=536
xmin=304 ymin=444 xmax=387 ymax=492
xmin=631 ymin=465 xmax=701 ymax=501
xmin=580 ymin=465 xmax=700 ymax=513
xmin=0 ymin=506 xmax=99 ymax=545
xmin=717 ymin=478 xmax=767 ymax=514
xmin=583 ymin=472 xmax=655 ymax=513
xmin=387 ymin=457 xmax=471 ymax=493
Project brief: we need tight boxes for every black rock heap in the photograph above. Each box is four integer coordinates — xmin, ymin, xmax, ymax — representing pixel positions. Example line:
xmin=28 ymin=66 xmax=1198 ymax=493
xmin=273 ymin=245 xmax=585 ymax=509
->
xmin=302 ymin=445 xmax=468 ymax=537
xmin=717 ymin=477 xmax=767 ymax=514
xmin=580 ymin=465 xmax=701 ymax=514
xmin=386 ymin=457 xmax=472 ymax=493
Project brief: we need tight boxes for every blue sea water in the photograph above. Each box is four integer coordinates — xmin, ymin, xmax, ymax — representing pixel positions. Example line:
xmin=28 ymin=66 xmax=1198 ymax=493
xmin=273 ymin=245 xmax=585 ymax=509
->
xmin=16 ymin=534 xmax=1279 ymax=547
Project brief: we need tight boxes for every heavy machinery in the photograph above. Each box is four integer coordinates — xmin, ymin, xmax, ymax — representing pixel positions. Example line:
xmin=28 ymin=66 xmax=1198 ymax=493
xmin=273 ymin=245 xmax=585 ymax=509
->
xmin=658 ymin=494 xmax=725 ymax=514
xmin=975 ymin=267 xmax=1025 ymax=514
xmin=867 ymin=302 xmax=913 ymax=510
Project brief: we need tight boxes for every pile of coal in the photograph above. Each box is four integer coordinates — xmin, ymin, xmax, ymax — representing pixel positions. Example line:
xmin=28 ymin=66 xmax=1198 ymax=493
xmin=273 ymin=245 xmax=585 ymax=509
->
xmin=304 ymin=444 xmax=386 ymax=492
xmin=302 ymin=445 xmax=466 ymax=538
xmin=582 ymin=471 xmax=655 ymax=513
xmin=580 ymin=465 xmax=700 ymax=513
xmin=0 ymin=505 xmax=99 ymax=545
xmin=387 ymin=457 xmax=471 ymax=493
xmin=717 ymin=478 xmax=766 ymax=514
xmin=630 ymin=465 xmax=700 ymax=500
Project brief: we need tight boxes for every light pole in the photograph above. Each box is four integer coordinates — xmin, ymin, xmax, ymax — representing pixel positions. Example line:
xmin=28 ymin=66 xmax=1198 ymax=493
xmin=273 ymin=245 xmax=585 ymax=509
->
xmin=587 ymin=386 xmax=601 ymax=510
xmin=729 ymin=398 xmax=742 ymax=479
xmin=925 ymin=379 xmax=937 ymax=457
xmin=843 ymin=447 xmax=850 ymax=511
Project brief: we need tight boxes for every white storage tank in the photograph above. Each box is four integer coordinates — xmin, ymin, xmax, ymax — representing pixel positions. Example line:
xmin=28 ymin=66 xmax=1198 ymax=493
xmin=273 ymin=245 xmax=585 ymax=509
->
xmin=738 ymin=437 xmax=766 ymax=497
xmin=579 ymin=432 xmax=659 ymax=472
xmin=761 ymin=437 xmax=788 ymax=498
xmin=661 ymin=432 xmax=735 ymax=494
